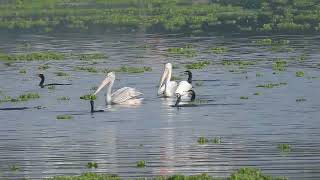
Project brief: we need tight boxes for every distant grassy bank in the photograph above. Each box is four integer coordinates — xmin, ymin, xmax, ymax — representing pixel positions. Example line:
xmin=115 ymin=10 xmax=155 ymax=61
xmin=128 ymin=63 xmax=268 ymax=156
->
xmin=0 ymin=0 xmax=320 ymax=34
xmin=49 ymin=167 xmax=287 ymax=180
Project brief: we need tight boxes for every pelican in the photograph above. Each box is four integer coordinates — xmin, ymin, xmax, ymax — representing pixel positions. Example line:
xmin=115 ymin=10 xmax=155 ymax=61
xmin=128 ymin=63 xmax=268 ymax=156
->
xmin=93 ymin=72 xmax=143 ymax=105
xmin=158 ymin=63 xmax=177 ymax=97
xmin=175 ymin=90 xmax=196 ymax=106
xmin=38 ymin=74 xmax=72 ymax=88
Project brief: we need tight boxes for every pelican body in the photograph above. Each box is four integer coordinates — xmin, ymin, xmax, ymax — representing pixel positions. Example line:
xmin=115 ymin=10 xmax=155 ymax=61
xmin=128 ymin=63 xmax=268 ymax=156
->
xmin=93 ymin=72 xmax=143 ymax=105
xmin=158 ymin=63 xmax=177 ymax=97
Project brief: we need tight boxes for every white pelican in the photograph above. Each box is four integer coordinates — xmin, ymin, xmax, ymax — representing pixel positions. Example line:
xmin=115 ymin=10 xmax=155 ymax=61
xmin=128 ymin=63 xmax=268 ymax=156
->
xmin=158 ymin=63 xmax=177 ymax=97
xmin=93 ymin=72 xmax=143 ymax=105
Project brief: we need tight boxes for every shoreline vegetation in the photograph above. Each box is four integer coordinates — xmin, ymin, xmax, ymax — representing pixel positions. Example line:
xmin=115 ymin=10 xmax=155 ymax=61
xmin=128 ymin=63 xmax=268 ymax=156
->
xmin=0 ymin=0 xmax=319 ymax=34
xmin=48 ymin=168 xmax=288 ymax=180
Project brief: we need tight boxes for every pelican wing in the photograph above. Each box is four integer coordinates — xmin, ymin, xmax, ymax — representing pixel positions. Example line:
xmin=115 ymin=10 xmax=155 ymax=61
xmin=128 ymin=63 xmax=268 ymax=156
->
xmin=111 ymin=87 xmax=143 ymax=104
xmin=175 ymin=81 xmax=192 ymax=95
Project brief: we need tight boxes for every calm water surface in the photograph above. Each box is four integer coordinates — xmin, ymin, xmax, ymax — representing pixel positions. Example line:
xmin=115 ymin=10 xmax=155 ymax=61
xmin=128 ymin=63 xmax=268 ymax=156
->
xmin=0 ymin=33 xmax=320 ymax=179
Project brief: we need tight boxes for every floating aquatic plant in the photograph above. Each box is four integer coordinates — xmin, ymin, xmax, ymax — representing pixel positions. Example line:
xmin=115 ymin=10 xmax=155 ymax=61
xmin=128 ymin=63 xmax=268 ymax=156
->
xmin=272 ymin=59 xmax=287 ymax=72
xmin=185 ymin=61 xmax=210 ymax=69
xmin=253 ymin=92 xmax=261 ymax=96
xmin=80 ymin=94 xmax=96 ymax=100
xmin=197 ymin=137 xmax=209 ymax=144
xmin=9 ymin=165 xmax=20 ymax=172
xmin=19 ymin=69 xmax=26 ymax=74
xmin=296 ymin=71 xmax=305 ymax=77
xmin=136 ymin=160 xmax=146 ymax=168
xmin=212 ymin=137 xmax=221 ymax=144
xmin=256 ymin=73 xmax=263 ymax=77
xmin=86 ymin=162 xmax=98 ymax=169
xmin=0 ymin=52 xmax=65 ymax=61
xmin=210 ymin=47 xmax=228 ymax=54
xmin=18 ymin=92 xmax=40 ymax=101
xmin=56 ymin=115 xmax=73 ymax=120
xmin=54 ymin=72 xmax=69 ymax=76
xmin=240 ymin=96 xmax=249 ymax=100
xmin=256 ymin=82 xmax=287 ymax=88
xmin=79 ymin=53 xmax=107 ymax=60
xmin=38 ymin=64 xmax=50 ymax=70
xmin=47 ymin=85 xmax=56 ymax=90
xmin=278 ymin=144 xmax=292 ymax=152
xmin=222 ymin=60 xmax=255 ymax=66
xmin=114 ymin=65 xmax=152 ymax=73
xmin=74 ymin=66 xmax=98 ymax=73
xmin=167 ymin=45 xmax=197 ymax=57
xmin=57 ymin=96 xmax=70 ymax=101
xmin=296 ymin=98 xmax=306 ymax=102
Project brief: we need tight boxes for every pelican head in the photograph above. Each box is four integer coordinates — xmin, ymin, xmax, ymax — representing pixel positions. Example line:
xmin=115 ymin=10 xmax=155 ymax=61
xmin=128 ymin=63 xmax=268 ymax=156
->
xmin=93 ymin=72 xmax=116 ymax=95
xmin=158 ymin=63 xmax=173 ymax=95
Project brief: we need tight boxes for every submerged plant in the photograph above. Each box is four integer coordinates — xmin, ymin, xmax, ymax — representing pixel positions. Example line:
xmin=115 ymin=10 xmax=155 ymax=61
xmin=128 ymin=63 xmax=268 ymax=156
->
xmin=86 ymin=162 xmax=98 ymax=169
xmin=185 ymin=61 xmax=210 ymax=69
xmin=253 ymin=92 xmax=261 ymax=96
xmin=136 ymin=160 xmax=146 ymax=168
xmin=240 ymin=96 xmax=249 ymax=100
xmin=56 ymin=115 xmax=73 ymax=120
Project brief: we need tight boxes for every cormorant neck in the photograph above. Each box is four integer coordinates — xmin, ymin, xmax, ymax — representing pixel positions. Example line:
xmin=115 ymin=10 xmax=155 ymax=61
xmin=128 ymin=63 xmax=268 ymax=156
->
xmin=187 ymin=72 xmax=192 ymax=84
xmin=175 ymin=95 xmax=181 ymax=107
xmin=90 ymin=100 xmax=94 ymax=113
xmin=39 ymin=76 xmax=45 ymax=88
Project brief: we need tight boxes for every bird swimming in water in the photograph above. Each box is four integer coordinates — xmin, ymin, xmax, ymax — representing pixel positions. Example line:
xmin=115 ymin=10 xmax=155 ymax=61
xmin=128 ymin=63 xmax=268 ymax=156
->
xmin=90 ymin=100 xmax=104 ymax=113
xmin=38 ymin=73 xmax=72 ymax=88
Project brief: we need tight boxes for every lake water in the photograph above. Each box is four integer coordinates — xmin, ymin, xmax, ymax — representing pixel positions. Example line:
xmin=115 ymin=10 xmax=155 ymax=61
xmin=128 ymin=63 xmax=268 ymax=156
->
xmin=0 ymin=33 xmax=320 ymax=179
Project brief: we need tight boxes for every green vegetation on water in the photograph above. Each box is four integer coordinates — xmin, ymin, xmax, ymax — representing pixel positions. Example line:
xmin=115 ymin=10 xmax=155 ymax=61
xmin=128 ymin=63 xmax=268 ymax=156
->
xmin=86 ymin=162 xmax=98 ymax=169
xmin=74 ymin=66 xmax=99 ymax=73
xmin=80 ymin=94 xmax=96 ymax=101
xmin=278 ymin=144 xmax=292 ymax=152
xmin=54 ymin=72 xmax=69 ymax=76
xmin=240 ymin=96 xmax=249 ymax=100
xmin=19 ymin=69 xmax=26 ymax=74
xmin=272 ymin=59 xmax=287 ymax=72
xmin=296 ymin=98 xmax=306 ymax=102
xmin=56 ymin=115 xmax=73 ymax=120
xmin=9 ymin=165 xmax=20 ymax=172
xmin=256 ymin=82 xmax=287 ymax=88
xmin=254 ymin=92 xmax=262 ymax=96
xmin=57 ymin=96 xmax=70 ymax=101
xmin=185 ymin=61 xmax=210 ymax=69
xmin=114 ymin=65 xmax=152 ymax=73
xmin=212 ymin=137 xmax=222 ymax=144
xmin=48 ymin=168 xmax=287 ymax=180
xmin=79 ymin=53 xmax=107 ymax=60
xmin=0 ymin=52 xmax=65 ymax=61
xmin=0 ymin=92 xmax=40 ymax=103
xmin=167 ymin=45 xmax=196 ymax=57
xmin=136 ymin=160 xmax=146 ymax=168
xmin=47 ymin=85 xmax=56 ymax=90
xmin=197 ymin=136 xmax=209 ymax=144
xmin=296 ymin=71 xmax=305 ymax=77
xmin=210 ymin=47 xmax=228 ymax=54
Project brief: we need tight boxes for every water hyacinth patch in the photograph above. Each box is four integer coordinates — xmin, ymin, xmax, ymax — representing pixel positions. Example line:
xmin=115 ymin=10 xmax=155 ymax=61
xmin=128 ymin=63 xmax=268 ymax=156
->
xmin=278 ymin=144 xmax=292 ymax=152
xmin=136 ymin=160 xmax=146 ymax=168
xmin=296 ymin=71 xmax=305 ymax=77
xmin=86 ymin=162 xmax=98 ymax=169
xmin=54 ymin=72 xmax=69 ymax=76
xmin=56 ymin=115 xmax=73 ymax=120
xmin=167 ymin=45 xmax=197 ymax=57
xmin=80 ymin=94 xmax=96 ymax=100
xmin=0 ymin=52 xmax=65 ymax=61
xmin=185 ymin=61 xmax=210 ymax=69
xmin=114 ymin=65 xmax=152 ymax=73
xmin=79 ymin=53 xmax=107 ymax=60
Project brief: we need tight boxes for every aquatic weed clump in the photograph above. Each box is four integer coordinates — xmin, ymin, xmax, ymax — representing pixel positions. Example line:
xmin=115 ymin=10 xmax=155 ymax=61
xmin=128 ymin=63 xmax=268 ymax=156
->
xmin=136 ymin=160 xmax=146 ymax=168
xmin=56 ymin=115 xmax=73 ymax=120
xmin=86 ymin=162 xmax=98 ymax=169
xmin=79 ymin=53 xmax=107 ymax=60
xmin=296 ymin=71 xmax=305 ymax=77
xmin=278 ymin=144 xmax=292 ymax=152
xmin=167 ymin=45 xmax=197 ymax=57
xmin=0 ymin=52 xmax=65 ymax=61
xmin=185 ymin=61 xmax=210 ymax=69
xmin=57 ymin=96 xmax=70 ymax=101
xmin=114 ymin=65 xmax=152 ymax=73
xmin=197 ymin=137 xmax=209 ymax=144
xmin=230 ymin=167 xmax=288 ymax=180
xmin=18 ymin=92 xmax=40 ymax=101
xmin=74 ymin=66 xmax=98 ymax=73
xmin=256 ymin=82 xmax=287 ymax=88
xmin=80 ymin=94 xmax=96 ymax=100
xmin=54 ymin=72 xmax=69 ymax=76
xmin=48 ymin=173 xmax=121 ymax=180
xmin=210 ymin=47 xmax=228 ymax=54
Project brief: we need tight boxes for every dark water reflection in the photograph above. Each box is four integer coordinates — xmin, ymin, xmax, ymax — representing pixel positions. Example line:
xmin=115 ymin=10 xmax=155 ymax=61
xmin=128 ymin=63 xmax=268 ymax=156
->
xmin=0 ymin=33 xmax=320 ymax=179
